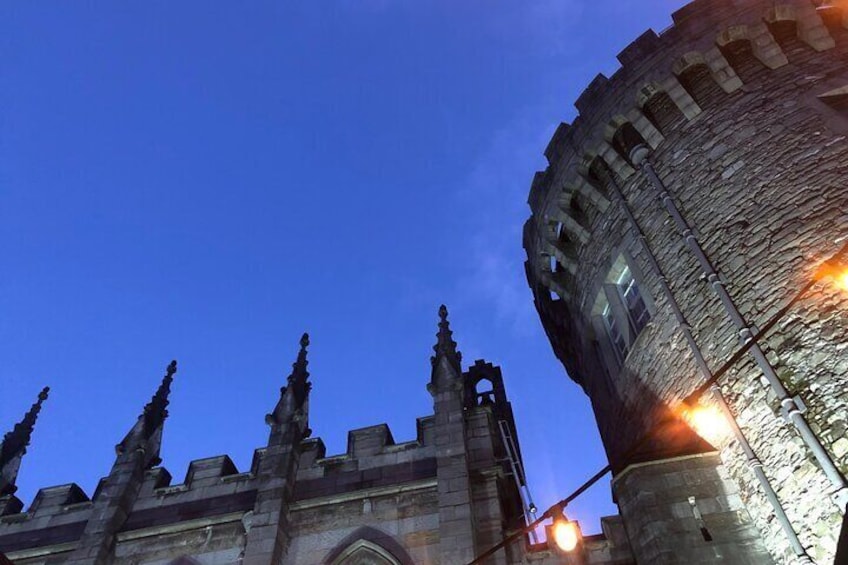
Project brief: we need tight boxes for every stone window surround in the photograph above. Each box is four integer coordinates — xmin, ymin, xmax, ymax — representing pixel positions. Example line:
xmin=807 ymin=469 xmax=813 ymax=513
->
xmin=588 ymin=243 xmax=657 ymax=383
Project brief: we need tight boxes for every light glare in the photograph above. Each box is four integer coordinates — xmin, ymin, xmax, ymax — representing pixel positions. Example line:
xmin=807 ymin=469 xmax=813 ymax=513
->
xmin=685 ymin=405 xmax=729 ymax=444
xmin=839 ymin=269 xmax=848 ymax=292
xmin=553 ymin=520 xmax=579 ymax=552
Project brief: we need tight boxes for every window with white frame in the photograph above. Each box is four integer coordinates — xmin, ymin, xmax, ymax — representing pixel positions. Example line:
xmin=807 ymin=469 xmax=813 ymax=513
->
xmin=617 ymin=266 xmax=650 ymax=335
xmin=591 ymin=257 xmax=653 ymax=376
xmin=601 ymin=302 xmax=628 ymax=361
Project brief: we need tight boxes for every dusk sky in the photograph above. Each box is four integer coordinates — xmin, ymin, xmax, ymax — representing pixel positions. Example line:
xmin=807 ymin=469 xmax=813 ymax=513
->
xmin=2 ymin=1 xmax=688 ymax=535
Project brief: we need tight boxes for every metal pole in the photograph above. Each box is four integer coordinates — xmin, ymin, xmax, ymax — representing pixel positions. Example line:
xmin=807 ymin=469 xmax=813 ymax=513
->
xmin=630 ymin=144 xmax=847 ymax=498
xmin=603 ymin=170 xmax=814 ymax=561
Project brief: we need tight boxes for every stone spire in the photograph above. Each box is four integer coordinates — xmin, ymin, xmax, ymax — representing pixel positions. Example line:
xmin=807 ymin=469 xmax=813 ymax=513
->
xmin=142 ymin=360 xmax=177 ymax=439
xmin=66 ymin=361 xmax=177 ymax=564
xmin=431 ymin=305 xmax=462 ymax=379
xmin=116 ymin=360 xmax=177 ymax=462
xmin=288 ymin=333 xmax=311 ymax=409
xmin=0 ymin=387 xmax=49 ymax=496
xmin=267 ymin=334 xmax=311 ymax=427
xmin=245 ymin=336 xmax=311 ymax=564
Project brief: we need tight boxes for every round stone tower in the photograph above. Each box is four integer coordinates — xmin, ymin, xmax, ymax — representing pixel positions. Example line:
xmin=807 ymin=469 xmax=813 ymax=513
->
xmin=523 ymin=0 xmax=848 ymax=562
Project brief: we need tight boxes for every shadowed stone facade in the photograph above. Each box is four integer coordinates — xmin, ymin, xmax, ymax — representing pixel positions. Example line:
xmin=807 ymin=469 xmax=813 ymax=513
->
xmin=1 ymin=308 xmax=635 ymax=564
xmin=524 ymin=0 xmax=848 ymax=563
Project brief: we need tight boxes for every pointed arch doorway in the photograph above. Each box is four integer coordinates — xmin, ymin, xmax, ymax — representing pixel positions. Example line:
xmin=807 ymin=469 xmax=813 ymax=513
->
xmin=330 ymin=539 xmax=403 ymax=565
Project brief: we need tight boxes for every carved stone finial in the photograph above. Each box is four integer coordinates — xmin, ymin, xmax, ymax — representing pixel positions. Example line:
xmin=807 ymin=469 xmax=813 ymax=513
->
xmin=142 ymin=360 xmax=178 ymax=439
xmin=288 ymin=332 xmax=311 ymax=409
xmin=431 ymin=304 xmax=462 ymax=372
xmin=1 ymin=386 xmax=51 ymax=495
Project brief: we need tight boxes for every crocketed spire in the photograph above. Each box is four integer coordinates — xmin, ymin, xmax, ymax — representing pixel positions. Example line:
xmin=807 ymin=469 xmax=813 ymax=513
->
xmin=142 ymin=360 xmax=177 ymax=439
xmin=1 ymin=387 xmax=49 ymax=496
xmin=116 ymin=360 xmax=177 ymax=461
xmin=287 ymin=333 xmax=311 ymax=409
xmin=431 ymin=304 xmax=462 ymax=377
xmin=267 ymin=333 xmax=312 ymax=429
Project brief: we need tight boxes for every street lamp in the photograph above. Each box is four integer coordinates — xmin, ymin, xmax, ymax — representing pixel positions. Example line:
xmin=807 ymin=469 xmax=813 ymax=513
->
xmin=679 ymin=401 xmax=730 ymax=446
xmin=549 ymin=505 xmax=580 ymax=553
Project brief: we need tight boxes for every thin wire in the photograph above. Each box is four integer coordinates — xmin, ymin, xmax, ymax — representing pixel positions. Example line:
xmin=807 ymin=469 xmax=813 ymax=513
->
xmin=466 ymin=241 xmax=848 ymax=565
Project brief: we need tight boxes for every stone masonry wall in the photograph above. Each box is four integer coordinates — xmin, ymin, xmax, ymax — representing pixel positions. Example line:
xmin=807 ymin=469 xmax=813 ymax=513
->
xmin=525 ymin=0 xmax=848 ymax=562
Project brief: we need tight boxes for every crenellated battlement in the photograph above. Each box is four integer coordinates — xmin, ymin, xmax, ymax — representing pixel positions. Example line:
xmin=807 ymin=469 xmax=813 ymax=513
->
xmin=292 ymin=418 xmax=439 ymax=502
xmin=29 ymin=484 xmax=90 ymax=515
xmin=0 ymin=412 xmax=447 ymax=560
xmin=0 ymin=308 xmax=531 ymax=564
xmin=523 ymin=1 xmax=848 ymax=561
xmin=525 ymin=0 xmax=846 ymax=306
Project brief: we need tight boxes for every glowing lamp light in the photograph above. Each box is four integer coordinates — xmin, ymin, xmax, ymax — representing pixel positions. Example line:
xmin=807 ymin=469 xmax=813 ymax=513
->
xmin=839 ymin=269 xmax=848 ymax=292
xmin=814 ymin=260 xmax=848 ymax=293
xmin=549 ymin=506 xmax=580 ymax=553
xmin=553 ymin=519 xmax=580 ymax=552
xmin=682 ymin=403 xmax=729 ymax=444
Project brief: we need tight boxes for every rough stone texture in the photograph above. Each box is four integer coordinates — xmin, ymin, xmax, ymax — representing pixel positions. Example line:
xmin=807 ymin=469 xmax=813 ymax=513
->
xmin=524 ymin=1 xmax=848 ymax=563
xmin=613 ymin=453 xmax=772 ymax=564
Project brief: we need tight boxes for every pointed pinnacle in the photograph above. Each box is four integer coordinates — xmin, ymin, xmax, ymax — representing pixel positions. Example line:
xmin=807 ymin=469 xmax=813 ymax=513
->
xmin=432 ymin=304 xmax=461 ymax=368
xmin=142 ymin=360 xmax=177 ymax=439
xmin=1 ymin=386 xmax=50 ymax=475
xmin=25 ymin=387 xmax=50 ymax=428
xmin=291 ymin=333 xmax=309 ymax=376
xmin=283 ymin=332 xmax=311 ymax=409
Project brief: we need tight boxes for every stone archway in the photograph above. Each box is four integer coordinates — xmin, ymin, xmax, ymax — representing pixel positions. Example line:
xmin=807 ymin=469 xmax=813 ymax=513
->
xmin=330 ymin=539 xmax=403 ymax=565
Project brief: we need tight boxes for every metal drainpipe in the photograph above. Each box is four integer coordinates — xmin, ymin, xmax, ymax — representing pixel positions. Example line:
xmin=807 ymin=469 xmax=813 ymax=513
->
xmin=628 ymin=143 xmax=848 ymax=500
xmin=605 ymin=172 xmax=814 ymax=563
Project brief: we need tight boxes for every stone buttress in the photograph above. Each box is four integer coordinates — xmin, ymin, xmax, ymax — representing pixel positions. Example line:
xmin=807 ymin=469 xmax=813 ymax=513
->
xmin=241 ymin=333 xmax=312 ymax=564
xmin=65 ymin=361 xmax=178 ymax=565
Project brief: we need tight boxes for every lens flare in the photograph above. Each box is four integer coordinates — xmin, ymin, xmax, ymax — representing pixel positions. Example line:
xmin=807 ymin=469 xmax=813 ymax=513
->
xmin=552 ymin=519 xmax=580 ymax=552
xmin=683 ymin=404 xmax=729 ymax=444
xmin=839 ymin=269 xmax=848 ymax=292
xmin=814 ymin=261 xmax=848 ymax=293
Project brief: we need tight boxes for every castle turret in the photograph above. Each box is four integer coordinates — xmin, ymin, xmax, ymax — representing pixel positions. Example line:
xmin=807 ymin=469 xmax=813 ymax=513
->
xmin=66 ymin=360 xmax=177 ymax=564
xmin=242 ymin=333 xmax=311 ymax=565
xmin=523 ymin=0 xmax=848 ymax=561
xmin=0 ymin=387 xmax=49 ymax=515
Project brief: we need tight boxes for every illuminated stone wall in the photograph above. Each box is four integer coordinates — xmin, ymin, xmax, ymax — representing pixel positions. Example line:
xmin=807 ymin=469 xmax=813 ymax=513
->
xmin=524 ymin=0 xmax=848 ymax=562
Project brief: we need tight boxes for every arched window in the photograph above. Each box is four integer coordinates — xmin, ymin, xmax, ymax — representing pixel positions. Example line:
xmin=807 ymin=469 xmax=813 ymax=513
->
xmin=474 ymin=377 xmax=495 ymax=406
xmin=330 ymin=539 xmax=403 ymax=565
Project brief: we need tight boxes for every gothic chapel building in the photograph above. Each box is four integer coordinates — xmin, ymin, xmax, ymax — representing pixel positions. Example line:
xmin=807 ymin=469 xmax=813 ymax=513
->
xmin=0 ymin=307 xmax=555 ymax=565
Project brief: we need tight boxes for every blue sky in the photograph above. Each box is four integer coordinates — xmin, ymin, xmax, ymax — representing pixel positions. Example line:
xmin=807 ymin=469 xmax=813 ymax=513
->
xmin=1 ymin=1 xmax=688 ymax=536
